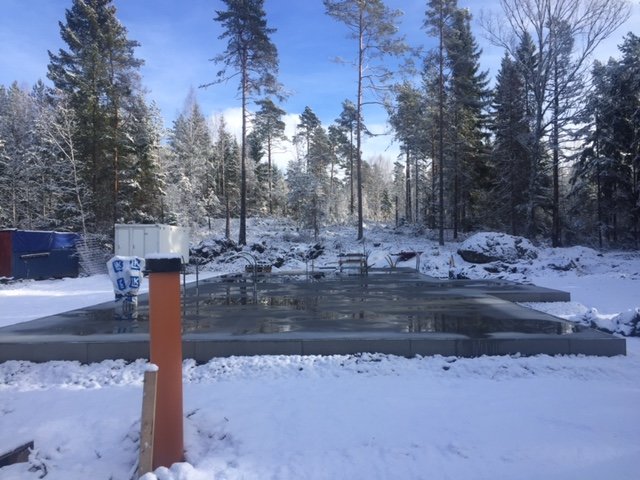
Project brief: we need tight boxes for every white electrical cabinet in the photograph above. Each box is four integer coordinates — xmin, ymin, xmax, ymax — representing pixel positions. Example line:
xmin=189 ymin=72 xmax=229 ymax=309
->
xmin=115 ymin=224 xmax=190 ymax=263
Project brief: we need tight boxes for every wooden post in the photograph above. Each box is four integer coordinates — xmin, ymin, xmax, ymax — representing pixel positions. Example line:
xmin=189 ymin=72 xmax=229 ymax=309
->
xmin=146 ymin=255 xmax=184 ymax=469
xmin=138 ymin=367 xmax=158 ymax=477
xmin=0 ymin=441 xmax=34 ymax=467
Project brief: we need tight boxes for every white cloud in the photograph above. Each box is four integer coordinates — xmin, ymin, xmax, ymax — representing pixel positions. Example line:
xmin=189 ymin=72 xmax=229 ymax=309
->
xmin=210 ymin=107 xmax=243 ymax=139
xmin=271 ymin=113 xmax=300 ymax=171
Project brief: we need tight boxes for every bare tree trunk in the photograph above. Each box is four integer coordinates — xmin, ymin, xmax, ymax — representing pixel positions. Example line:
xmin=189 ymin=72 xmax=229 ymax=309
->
xmin=634 ymin=163 xmax=639 ymax=249
xmin=219 ymin=128 xmax=230 ymax=240
xmin=415 ymin=152 xmax=419 ymax=224
xmin=395 ymin=195 xmax=399 ymax=228
xmin=356 ymin=9 xmax=364 ymax=240
xmin=453 ymin=157 xmax=459 ymax=240
xmin=239 ymin=54 xmax=248 ymax=245
xmin=225 ymin=196 xmax=231 ymax=240
xmin=113 ymin=102 xmax=119 ymax=227
xmin=11 ymin=184 xmax=17 ymax=227
xmin=597 ymin=164 xmax=602 ymax=249
xmin=431 ymin=143 xmax=436 ymax=230
xmin=349 ymin=128 xmax=354 ymax=216
xmin=510 ymin=154 xmax=517 ymax=236
xmin=405 ymin=150 xmax=412 ymax=223
xmin=267 ymin=135 xmax=273 ymax=214
xmin=552 ymin=82 xmax=561 ymax=247
xmin=330 ymin=149 xmax=336 ymax=219
xmin=438 ymin=0 xmax=445 ymax=246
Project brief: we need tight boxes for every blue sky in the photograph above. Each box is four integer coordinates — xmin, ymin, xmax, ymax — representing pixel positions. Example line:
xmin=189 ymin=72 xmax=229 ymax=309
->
xmin=1 ymin=0 xmax=638 ymax=169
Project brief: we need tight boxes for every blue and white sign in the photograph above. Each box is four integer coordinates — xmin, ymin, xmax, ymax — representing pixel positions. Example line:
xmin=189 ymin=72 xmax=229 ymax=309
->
xmin=107 ymin=256 xmax=145 ymax=299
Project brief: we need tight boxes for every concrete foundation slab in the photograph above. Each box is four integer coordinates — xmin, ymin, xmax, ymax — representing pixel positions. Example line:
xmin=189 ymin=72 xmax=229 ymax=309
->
xmin=0 ymin=270 xmax=625 ymax=362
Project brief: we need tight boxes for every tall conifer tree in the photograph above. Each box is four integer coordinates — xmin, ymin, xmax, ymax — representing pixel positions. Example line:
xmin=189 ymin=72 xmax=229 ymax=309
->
xmin=206 ymin=0 xmax=281 ymax=245
xmin=253 ymin=98 xmax=287 ymax=214
xmin=336 ymin=99 xmax=358 ymax=215
xmin=484 ymin=0 xmax=630 ymax=242
xmin=490 ymin=53 xmax=530 ymax=235
xmin=445 ymin=7 xmax=489 ymax=235
xmin=425 ymin=0 xmax=457 ymax=245
xmin=324 ymin=0 xmax=407 ymax=240
xmin=47 ymin=0 xmax=146 ymax=232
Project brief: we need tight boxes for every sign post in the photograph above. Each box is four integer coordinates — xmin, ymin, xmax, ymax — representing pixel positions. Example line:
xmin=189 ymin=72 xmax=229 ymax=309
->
xmin=145 ymin=255 xmax=184 ymax=469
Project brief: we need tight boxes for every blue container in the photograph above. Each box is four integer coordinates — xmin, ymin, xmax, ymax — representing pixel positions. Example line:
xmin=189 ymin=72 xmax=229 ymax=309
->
xmin=0 ymin=229 xmax=80 ymax=280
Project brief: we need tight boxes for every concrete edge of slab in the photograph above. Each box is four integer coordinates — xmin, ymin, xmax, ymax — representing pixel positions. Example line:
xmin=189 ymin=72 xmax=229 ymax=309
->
xmin=0 ymin=333 xmax=626 ymax=363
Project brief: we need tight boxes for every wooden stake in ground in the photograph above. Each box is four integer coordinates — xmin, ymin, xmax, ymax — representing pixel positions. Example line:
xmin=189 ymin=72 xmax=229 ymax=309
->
xmin=0 ymin=441 xmax=34 ymax=468
xmin=138 ymin=366 xmax=158 ymax=478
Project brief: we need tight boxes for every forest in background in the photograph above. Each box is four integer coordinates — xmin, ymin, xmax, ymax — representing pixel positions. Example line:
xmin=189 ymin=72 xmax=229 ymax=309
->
xmin=0 ymin=0 xmax=638 ymax=249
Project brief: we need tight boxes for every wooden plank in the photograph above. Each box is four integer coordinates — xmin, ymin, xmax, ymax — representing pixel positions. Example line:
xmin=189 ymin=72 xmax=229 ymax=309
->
xmin=138 ymin=368 xmax=158 ymax=478
xmin=0 ymin=441 xmax=33 ymax=467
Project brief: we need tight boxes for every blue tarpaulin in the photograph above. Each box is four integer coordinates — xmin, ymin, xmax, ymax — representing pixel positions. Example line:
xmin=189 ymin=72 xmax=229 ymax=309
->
xmin=0 ymin=229 xmax=80 ymax=279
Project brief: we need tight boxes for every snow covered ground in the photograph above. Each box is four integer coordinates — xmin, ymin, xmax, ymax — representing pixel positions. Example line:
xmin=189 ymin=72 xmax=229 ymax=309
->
xmin=1 ymin=220 xmax=639 ymax=480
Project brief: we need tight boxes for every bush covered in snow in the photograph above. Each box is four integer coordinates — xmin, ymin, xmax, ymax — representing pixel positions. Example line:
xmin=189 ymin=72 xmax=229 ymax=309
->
xmin=457 ymin=232 xmax=538 ymax=264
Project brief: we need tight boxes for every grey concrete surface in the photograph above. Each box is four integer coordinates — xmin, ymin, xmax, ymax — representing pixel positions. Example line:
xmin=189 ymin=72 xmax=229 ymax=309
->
xmin=0 ymin=270 xmax=625 ymax=362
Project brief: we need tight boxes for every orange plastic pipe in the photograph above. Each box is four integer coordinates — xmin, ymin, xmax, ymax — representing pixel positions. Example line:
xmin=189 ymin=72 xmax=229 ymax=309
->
xmin=146 ymin=257 xmax=184 ymax=469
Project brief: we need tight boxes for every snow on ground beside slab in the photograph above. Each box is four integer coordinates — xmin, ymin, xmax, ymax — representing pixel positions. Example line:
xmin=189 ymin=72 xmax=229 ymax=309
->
xmin=0 ymin=272 xmax=220 ymax=328
xmin=0 ymin=275 xmax=119 ymax=328
xmin=1 ymin=219 xmax=639 ymax=479
xmin=1 ymin=349 xmax=639 ymax=480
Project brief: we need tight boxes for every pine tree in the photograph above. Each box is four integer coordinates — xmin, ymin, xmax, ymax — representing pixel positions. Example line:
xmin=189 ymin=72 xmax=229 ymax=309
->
xmin=290 ymin=109 xmax=333 ymax=236
xmin=246 ymin=128 xmax=265 ymax=215
xmin=388 ymin=82 xmax=427 ymax=224
xmin=324 ymin=0 xmax=408 ymax=240
xmin=253 ymin=98 xmax=287 ymax=214
xmin=362 ymin=155 xmax=392 ymax=222
xmin=548 ymin=18 xmax=580 ymax=246
xmin=206 ymin=0 xmax=281 ymax=245
xmin=166 ymin=94 xmax=214 ymax=228
xmin=445 ymin=7 xmax=489 ymax=235
xmin=294 ymin=106 xmax=321 ymax=163
xmin=212 ymin=115 xmax=241 ymax=239
xmin=490 ymin=53 xmax=530 ymax=235
xmin=269 ymin=165 xmax=288 ymax=216
xmin=0 ymin=86 xmax=7 ymax=226
xmin=47 ymin=0 xmax=146 ymax=233
xmin=335 ymin=99 xmax=358 ymax=215
xmin=571 ymin=33 xmax=640 ymax=247
xmin=328 ymin=124 xmax=350 ymax=222
xmin=285 ymin=156 xmax=312 ymax=228
xmin=0 ymin=83 xmax=37 ymax=228
xmin=422 ymin=58 xmax=441 ymax=229
xmin=120 ymin=97 xmax=166 ymax=224
xmin=425 ymin=0 xmax=457 ymax=245
xmin=380 ymin=188 xmax=393 ymax=221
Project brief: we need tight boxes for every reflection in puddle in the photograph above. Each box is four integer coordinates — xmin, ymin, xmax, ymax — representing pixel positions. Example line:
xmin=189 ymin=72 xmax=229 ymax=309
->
xmin=0 ymin=272 xmax=580 ymax=338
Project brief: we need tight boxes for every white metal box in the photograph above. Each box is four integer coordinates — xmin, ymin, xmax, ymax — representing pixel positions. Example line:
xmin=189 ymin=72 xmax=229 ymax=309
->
xmin=115 ymin=224 xmax=190 ymax=263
